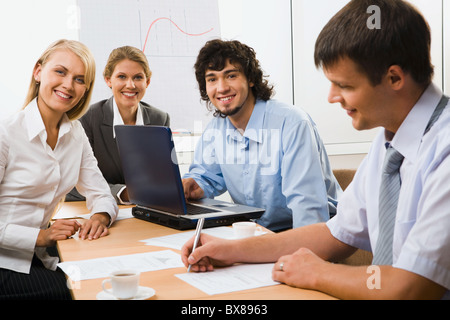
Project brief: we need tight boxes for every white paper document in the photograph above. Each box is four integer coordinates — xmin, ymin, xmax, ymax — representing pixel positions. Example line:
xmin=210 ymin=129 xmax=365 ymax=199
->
xmin=140 ymin=227 xmax=266 ymax=251
xmin=140 ymin=227 xmax=234 ymax=250
xmin=58 ymin=250 xmax=184 ymax=281
xmin=175 ymin=263 xmax=279 ymax=295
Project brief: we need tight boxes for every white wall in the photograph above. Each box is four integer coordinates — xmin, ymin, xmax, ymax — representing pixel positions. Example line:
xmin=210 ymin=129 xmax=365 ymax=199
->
xmin=0 ymin=0 xmax=78 ymax=120
xmin=218 ymin=0 xmax=293 ymax=105
xmin=292 ymin=0 xmax=444 ymax=156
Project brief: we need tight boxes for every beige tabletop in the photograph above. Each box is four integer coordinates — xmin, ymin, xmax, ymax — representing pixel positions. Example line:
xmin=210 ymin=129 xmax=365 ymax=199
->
xmin=56 ymin=201 xmax=336 ymax=300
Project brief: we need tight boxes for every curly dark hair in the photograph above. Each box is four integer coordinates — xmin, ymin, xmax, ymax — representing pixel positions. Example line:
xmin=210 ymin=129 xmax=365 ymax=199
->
xmin=194 ymin=39 xmax=274 ymax=117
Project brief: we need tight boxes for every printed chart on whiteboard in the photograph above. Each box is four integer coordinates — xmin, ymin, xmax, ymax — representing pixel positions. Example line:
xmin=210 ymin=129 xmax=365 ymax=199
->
xmin=77 ymin=0 xmax=221 ymax=132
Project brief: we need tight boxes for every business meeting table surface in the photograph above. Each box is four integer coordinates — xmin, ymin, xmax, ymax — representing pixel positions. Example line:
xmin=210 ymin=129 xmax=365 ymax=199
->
xmin=55 ymin=201 xmax=336 ymax=300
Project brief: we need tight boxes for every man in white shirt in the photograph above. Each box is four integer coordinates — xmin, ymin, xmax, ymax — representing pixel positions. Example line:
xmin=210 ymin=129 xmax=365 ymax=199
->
xmin=181 ymin=0 xmax=449 ymax=299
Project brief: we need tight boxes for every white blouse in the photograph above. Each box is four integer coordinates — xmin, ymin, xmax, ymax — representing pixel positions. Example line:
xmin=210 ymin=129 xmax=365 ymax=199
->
xmin=0 ymin=99 xmax=118 ymax=274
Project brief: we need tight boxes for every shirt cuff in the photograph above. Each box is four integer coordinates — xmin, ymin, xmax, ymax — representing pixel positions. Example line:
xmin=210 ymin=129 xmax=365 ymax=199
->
xmin=88 ymin=200 xmax=119 ymax=227
xmin=326 ymin=217 xmax=372 ymax=252
xmin=3 ymin=224 xmax=40 ymax=253
xmin=117 ymin=186 xmax=132 ymax=205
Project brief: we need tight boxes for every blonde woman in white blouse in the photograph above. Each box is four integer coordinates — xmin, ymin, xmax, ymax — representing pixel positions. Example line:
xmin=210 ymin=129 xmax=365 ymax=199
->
xmin=0 ymin=40 xmax=118 ymax=300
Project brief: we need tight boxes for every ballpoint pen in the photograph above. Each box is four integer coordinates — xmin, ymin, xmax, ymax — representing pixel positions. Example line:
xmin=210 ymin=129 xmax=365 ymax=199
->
xmin=187 ymin=218 xmax=205 ymax=272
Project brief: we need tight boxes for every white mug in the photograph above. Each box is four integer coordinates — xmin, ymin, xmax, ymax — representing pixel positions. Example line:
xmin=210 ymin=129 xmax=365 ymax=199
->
xmin=102 ymin=270 xmax=140 ymax=300
xmin=232 ymin=221 xmax=261 ymax=239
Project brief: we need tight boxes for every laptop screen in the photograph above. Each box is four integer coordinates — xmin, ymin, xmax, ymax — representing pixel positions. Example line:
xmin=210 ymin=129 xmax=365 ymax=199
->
xmin=115 ymin=125 xmax=187 ymax=214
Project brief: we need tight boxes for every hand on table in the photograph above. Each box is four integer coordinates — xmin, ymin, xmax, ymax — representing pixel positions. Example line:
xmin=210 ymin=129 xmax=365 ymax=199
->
xmin=79 ymin=212 xmax=111 ymax=240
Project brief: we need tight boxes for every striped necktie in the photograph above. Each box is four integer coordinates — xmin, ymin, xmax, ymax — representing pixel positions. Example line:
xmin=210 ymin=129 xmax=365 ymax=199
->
xmin=372 ymin=145 xmax=404 ymax=265
xmin=372 ymin=94 xmax=448 ymax=266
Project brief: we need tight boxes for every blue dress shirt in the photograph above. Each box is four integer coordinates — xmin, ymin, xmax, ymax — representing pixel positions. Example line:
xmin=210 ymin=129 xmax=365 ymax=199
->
xmin=184 ymin=100 xmax=341 ymax=231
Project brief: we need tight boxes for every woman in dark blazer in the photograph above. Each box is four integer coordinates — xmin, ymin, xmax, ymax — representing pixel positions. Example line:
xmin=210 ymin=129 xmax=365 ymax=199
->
xmin=66 ymin=46 xmax=170 ymax=203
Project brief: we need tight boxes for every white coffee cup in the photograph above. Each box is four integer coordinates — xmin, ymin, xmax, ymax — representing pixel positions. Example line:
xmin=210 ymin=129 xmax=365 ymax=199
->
xmin=233 ymin=221 xmax=261 ymax=239
xmin=102 ymin=270 xmax=140 ymax=300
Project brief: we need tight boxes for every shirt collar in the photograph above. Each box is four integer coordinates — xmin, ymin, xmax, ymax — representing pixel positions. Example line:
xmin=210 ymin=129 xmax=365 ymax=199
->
xmin=112 ymin=98 xmax=144 ymax=137
xmin=391 ymin=83 xmax=443 ymax=162
xmin=25 ymin=98 xmax=71 ymax=142
xmin=225 ymin=100 xmax=266 ymax=144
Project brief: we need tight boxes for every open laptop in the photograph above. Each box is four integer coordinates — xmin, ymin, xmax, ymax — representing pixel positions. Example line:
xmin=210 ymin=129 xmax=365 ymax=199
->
xmin=115 ymin=125 xmax=265 ymax=230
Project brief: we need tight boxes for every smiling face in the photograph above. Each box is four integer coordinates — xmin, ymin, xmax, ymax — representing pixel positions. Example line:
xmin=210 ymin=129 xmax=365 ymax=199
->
xmin=105 ymin=59 xmax=150 ymax=112
xmin=34 ymin=49 xmax=87 ymax=118
xmin=323 ymin=57 xmax=396 ymax=132
xmin=205 ymin=60 xmax=255 ymax=119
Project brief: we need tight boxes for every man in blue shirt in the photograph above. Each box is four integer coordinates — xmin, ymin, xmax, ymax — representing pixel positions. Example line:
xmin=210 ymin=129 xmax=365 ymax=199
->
xmin=182 ymin=39 xmax=341 ymax=231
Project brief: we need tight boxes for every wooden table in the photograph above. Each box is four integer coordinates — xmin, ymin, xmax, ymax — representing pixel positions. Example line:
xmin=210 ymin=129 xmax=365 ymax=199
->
xmin=56 ymin=202 xmax=336 ymax=301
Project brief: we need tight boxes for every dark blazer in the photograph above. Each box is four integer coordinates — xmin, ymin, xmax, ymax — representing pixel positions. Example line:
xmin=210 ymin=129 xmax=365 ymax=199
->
xmin=66 ymin=97 xmax=170 ymax=202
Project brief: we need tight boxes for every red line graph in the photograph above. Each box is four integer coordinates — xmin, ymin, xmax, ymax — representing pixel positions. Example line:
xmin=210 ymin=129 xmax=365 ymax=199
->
xmin=142 ymin=17 xmax=214 ymax=53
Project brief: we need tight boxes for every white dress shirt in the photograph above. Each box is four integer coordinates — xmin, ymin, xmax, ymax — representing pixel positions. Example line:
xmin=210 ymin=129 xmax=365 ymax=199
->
xmin=112 ymin=98 xmax=144 ymax=138
xmin=0 ymin=99 xmax=118 ymax=274
xmin=327 ymin=83 xmax=450 ymax=296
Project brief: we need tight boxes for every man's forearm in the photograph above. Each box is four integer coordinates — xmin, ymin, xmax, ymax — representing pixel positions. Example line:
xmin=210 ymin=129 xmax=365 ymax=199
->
xmin=234 ymin=223 xmax=353 ymax=264
xmin=313 ymin=263 xmax=446 ymax=300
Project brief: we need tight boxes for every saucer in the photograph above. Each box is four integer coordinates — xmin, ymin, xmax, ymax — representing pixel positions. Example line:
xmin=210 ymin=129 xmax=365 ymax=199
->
xmin=96 ymin=286 xmax=156 ymax=300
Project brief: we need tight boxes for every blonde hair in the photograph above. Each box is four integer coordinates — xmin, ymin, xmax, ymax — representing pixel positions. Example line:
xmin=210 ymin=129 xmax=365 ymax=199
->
xmin=23 ymin=39 xmax=96 ymax=121
xmin=103 ymin=46 xmax=151 ymax=80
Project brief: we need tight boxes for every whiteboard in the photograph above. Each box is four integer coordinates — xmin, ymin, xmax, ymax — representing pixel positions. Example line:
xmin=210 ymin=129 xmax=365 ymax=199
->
xmin=77 ymin=0 xmax=221 ymax=133
xmin=76 ymin=0 xmax=293 ymax=134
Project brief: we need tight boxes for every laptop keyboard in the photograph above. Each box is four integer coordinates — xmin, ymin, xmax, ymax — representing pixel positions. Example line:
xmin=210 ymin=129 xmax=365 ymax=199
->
xmin=185 ymin=203 xmax=220 ymax=215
